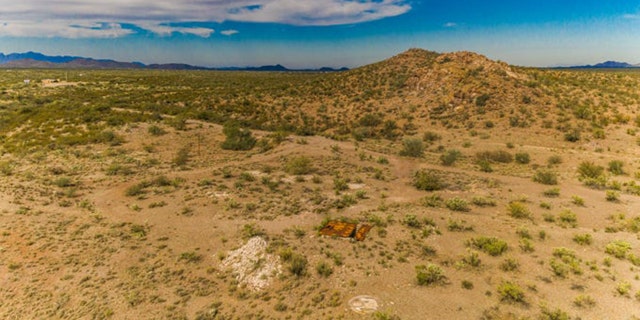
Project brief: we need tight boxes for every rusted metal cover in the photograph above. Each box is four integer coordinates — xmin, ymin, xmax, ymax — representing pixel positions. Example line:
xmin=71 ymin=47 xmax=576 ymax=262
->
xmin=355 ymin=224 xmax=372 ymax=241
xmin=319 ymin=221 xmax=357 ymax=238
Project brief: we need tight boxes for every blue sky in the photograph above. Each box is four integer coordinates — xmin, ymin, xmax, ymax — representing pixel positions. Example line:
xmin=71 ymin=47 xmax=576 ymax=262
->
xmin=1 ymin=1 xmax=639 ymax=68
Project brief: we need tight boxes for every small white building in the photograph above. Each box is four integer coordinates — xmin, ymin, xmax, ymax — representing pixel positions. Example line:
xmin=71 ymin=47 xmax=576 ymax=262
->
xmin=23 ymin=79 xmax=30 ymax=85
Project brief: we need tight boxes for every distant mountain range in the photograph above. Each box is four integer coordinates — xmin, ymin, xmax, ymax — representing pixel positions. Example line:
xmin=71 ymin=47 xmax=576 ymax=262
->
xmin=0 ymin=51 xmax=348 ymax=72
xmin=559 ymin=60 xmax=640 ymax=69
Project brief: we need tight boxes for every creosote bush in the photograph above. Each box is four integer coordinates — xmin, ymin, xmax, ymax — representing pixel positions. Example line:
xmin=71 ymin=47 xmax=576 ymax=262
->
xmin=467 ymin=236 xmax=508 ymax=256
xmin=413 ymin=169 xmax=443 ymax=191
xmin=415 ymin=264 xmax=446 ymax=286
xmin=440 ymin=149 xmax=462 ymax=166
xmin=507 ymin=201 xmax=531 ymax=220
xmin=514 ymin=152 xmax=530 ymax=164
xmin=445 ymin=197 xmax=470 ymax=212
xmin=497 ymin=281 xmax=525 ymax=303
xmin=221 ymin=121 xmax=256 ymax=151
xmin=400 ymin=137 xmax=424 ymax=157
xmin=284 ymin=156 xmax=313 ymax=175
xmin=532 ymin=169 xmax=558 ymax=185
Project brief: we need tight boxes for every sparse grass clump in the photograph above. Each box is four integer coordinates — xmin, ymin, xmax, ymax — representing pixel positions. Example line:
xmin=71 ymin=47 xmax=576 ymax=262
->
xmin=471 ymin=196 xmax=497 ymax=207
xmin=179 ymin=251 xmax=203 ymax=263
xmin=415 ymin=264 xmax=446 ymax=286
xmin=420 ymin=194 xmax=443 ymax=207
xmin=467 ymin=236 xmax=508 ymax=256
xmin=447 ymin=219 xmax=473 ymax=232
xmin=476 ymin=150 xmax=513 ymax=163
xmin=423 ymin=131 xmax=441 ymax=143
xmin=573 ymin=294 xmax=596 ymax=308
xmin=547 ymin=155 xmax=562 ymax=166
xmin=542 ymin=188 xmax=560 ymax=197
xmin=148 ymin=125 xmax=166 ymax=136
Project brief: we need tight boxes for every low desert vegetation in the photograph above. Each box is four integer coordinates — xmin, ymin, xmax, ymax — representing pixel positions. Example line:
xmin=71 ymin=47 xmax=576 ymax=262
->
xmin=1 ymin=51 xmax=639 ymax=319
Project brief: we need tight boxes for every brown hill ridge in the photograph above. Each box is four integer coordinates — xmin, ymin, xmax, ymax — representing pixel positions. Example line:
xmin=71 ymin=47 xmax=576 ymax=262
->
xmin=318 ymin=48 xmax=543 ymax=135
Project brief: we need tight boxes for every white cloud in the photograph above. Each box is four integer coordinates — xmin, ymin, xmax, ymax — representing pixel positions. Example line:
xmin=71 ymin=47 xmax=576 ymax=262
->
xmin=221 ymin=29 xmax=239 ymax=36
xmin=0 ymin=20 xmax=133 ymax=38
xmin=443 ymin=22 xmax=457 ymax=28
xmin=623 ymin=13 xmax=640 ymax=20
xmin=0 ymin=0 xmax=411 ymax=38
xmin=137 ymin=23 xmax=215 ymax=37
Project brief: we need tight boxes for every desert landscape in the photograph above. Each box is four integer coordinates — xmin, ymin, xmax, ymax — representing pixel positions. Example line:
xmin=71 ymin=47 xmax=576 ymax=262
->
xmin=1 ymin=48 xmax=640 ymax=319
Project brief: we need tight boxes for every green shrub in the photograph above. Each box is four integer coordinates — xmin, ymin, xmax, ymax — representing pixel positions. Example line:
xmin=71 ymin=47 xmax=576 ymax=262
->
xmin=573 ymin=294 xmax=596 ymax=308
xmin=148 ymin=125 xmax=166 ymax=136
xmin=616 ymin=281 xmax=631 ymax=296
xmin=507 ymin=201 xmax=531 ymax=220
xmin=440 ymin=149 xmax=462 ymax=166
xmin=447 ymin=219 xmax=473 ymax=232
xmin=608 ymin=160 xmax=624 ymax=175
xmin=284 ymin=156 xmax=313 ymax=175
xmin=179 ymin=251 xmax=202 ymax=263
xmin=172 ymin=146 xmax=190 ymax=166
xmin=558 ymin=209 xmax=578 ymax=228
xmin=400 ymin=137 xmax=424 ymax=157
xmin=547 ymin=155 xmax=562 ymax=166
xmin=422 ymin=131 xmax=441 ymax=143
xmin=403 ymin=214 xmax=422 ymax=228
xmin=221 ymin=121 xmax=256 ymax=151
xmin=514 ymin=152 xmax=530 ymax=164
xmin=605 ymin=240 xmax=631 ymax=259
xmin=572 ymin=233 xmax=592 ymax=245
xmin=477 ymin=159 xmax=493 ymax=172
xmin=413 ymin=170 xmax=444 ymax=191
xmin=543 ymin=188 xmax=560 ymax=197
xmin=497 ymin=281 xmax=525 ymax=303
xmin=471 ymin=196 xmax=496 ymax=207
xmin=288 ymin=253 xmax=308 ymax=277
xmin=445 ymin=197 xmax=470 ymax=212
xmin=467 ymin=236 xmax=508 ymax=256
xmin=605 ymin=190 xmax=619 ymax=202
xmin=577 ymin=161 xmax=604 ymax=179
xmin=500 ymin=258 xmax=520 ymax=272
xmin=539 ymin=306 xmax=570 ymax=320
xmin=564 ymin=128 xmax=581 ymax=142
xmin=415 ymin=264 xmax=446 ymax=286
xmin=533 ymin=169 xmax=558 ymax=185
xmin=316 ymin=261 xmax=333 ymax=277
xmin=420 ymin=194 xmax=443 ymax=207
xmin=571 ymin=195 xmax=585 ymax=206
